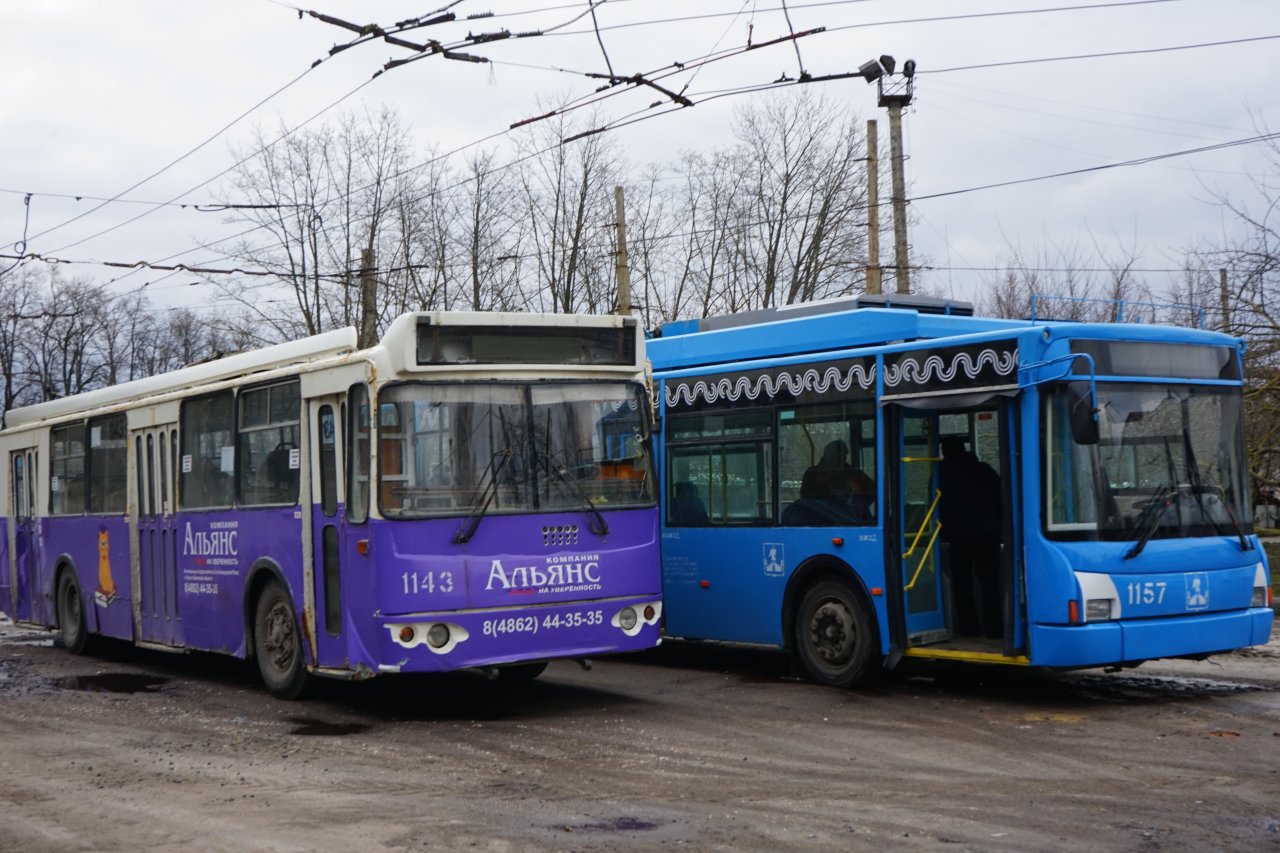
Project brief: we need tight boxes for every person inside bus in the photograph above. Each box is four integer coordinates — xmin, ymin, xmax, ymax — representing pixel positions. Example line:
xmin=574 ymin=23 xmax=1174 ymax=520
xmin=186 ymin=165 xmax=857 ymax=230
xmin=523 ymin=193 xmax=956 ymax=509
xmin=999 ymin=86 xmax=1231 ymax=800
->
xmin=937 ymin=435 xmax=1003 ymax=639
xmin=783 ymin=440 xmax=873 ymax=525
xmin=670 ymin=480 xmax=709 ymax=524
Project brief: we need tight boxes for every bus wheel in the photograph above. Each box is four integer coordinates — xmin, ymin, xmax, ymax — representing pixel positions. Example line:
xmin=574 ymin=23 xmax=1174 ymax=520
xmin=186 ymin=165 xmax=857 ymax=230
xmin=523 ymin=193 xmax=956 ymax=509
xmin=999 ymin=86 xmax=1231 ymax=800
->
xmin=56 ymin=570 xmax=91 ymax=655
xmin=253 ymin=580 xmax=308 ymax=699
xmin=794 ymin=580 xmax=876 ymax=687
xmin=497 ymin=661 xmax=548 ymax=683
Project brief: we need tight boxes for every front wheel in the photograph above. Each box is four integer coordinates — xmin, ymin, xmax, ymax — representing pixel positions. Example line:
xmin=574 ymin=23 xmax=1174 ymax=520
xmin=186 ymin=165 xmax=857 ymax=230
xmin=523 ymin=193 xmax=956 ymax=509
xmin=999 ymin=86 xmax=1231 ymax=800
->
xmin=793 ymin=579 xmax=878 ymax=687
xmin=57 ymin=570 xmax=91 ymax=655
xmin=496 ymin=661 xmax=548 ymax=683
xmin=253 ymin=579 xmax=309 ymax=699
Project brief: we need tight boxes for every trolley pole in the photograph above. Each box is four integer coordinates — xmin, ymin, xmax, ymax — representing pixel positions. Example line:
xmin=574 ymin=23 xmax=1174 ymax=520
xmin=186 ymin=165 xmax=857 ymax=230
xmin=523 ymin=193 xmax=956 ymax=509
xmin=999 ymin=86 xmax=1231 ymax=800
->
xmin=865 ymin=119 xmax=882 ymax=296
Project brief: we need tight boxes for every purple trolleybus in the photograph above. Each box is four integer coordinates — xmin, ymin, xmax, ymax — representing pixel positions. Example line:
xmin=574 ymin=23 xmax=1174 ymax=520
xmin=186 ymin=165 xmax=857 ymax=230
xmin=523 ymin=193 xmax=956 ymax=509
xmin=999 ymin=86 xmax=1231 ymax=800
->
xmin=0 ymin=312 xmax=661 ymax=697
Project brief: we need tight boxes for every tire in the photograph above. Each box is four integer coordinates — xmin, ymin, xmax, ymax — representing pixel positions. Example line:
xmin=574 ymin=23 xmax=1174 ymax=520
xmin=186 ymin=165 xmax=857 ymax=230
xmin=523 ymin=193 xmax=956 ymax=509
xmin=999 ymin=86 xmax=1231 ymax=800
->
xmin=253 ymin=579 xmax=308 ymax=699
xmin=57 ymin=570 xmax=91 ymax=655
xmin=496 ymin=661 xmax=548 ymax=683
xmin=793 ymin=579 xmax=878 ymax=688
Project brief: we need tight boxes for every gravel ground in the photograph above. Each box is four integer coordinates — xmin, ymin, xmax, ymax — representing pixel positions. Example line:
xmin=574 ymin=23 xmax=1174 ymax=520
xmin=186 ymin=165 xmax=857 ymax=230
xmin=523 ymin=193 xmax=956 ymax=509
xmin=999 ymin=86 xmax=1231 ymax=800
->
xmin=1 ymin=616 xmax=1278 ymax=851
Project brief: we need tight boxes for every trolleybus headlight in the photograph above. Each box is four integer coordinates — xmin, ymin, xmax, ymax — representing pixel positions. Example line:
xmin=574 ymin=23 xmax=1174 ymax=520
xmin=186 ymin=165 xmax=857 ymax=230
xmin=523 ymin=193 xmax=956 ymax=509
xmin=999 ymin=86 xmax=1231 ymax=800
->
xmin=1253 ymin=563 xmax=1271 ymax=608
xmin=617 ymin=606 xmax=638 ymax=631
xmin=427 ymin=623 xmax=451 ymax=649
xmin=1085 ymin=599 xmax=1113 ymax=621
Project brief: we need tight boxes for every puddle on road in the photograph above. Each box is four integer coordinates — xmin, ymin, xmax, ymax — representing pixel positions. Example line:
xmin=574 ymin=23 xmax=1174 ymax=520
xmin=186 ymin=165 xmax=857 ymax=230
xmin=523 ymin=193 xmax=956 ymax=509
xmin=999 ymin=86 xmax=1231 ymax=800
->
xmin=1064 ymin=673 xmax=1269 ymax=701
xmin=7 ymin=637 xmax=55 ymax=647
xmin=288 ymin=717 xmax=371 ymax=737
xmin=572 ymin=817 xmax=660 ymax=833
xmin=57 ymin=674 xmax=172 ymax=694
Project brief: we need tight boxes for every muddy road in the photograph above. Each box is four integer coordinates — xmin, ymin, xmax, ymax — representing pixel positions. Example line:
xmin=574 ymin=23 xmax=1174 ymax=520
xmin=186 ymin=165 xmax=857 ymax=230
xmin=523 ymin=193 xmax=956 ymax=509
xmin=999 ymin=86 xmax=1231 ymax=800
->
xmin=1 ymin=619 xmax=1278 ymax=851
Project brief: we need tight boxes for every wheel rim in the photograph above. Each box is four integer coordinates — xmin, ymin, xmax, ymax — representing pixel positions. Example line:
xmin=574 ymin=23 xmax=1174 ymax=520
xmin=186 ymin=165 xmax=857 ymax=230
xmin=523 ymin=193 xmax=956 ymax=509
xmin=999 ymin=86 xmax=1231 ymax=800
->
xmin=262 ymin=598 xmax=296 ymax=674
xmin=808 ymin=596 xmax=856 ymax=668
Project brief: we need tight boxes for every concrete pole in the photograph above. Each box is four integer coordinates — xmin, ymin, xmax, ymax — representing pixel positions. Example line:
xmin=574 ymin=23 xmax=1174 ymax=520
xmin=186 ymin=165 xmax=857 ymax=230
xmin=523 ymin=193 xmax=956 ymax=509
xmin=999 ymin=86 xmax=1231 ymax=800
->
xmin=887 ymin=102 xmax=910 ymax=294
xmin=358 ymin=248 xmax=376 ymax=349
xmin=614 ymin=185 xmax=632 ymax=315
xmin=865 ymin=119 xmax=882 ymax=295
xmin=1219 ymin=268 xmax=1231 ymax=334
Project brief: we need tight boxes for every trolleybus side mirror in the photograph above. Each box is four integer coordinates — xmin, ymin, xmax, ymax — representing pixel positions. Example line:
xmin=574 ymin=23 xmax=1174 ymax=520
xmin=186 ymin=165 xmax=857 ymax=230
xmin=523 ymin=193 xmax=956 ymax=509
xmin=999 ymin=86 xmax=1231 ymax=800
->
xmin=1067 ymin=381 xmax=1099 ymax=445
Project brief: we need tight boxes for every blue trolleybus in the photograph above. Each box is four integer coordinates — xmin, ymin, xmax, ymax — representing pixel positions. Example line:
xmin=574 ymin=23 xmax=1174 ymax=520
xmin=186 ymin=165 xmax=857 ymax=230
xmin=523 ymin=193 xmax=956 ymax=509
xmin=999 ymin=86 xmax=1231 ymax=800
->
xmin=647 ymin=295 xmax=1273 ymax=686
xmin=0 ymin=312 xmax=661 ymax=697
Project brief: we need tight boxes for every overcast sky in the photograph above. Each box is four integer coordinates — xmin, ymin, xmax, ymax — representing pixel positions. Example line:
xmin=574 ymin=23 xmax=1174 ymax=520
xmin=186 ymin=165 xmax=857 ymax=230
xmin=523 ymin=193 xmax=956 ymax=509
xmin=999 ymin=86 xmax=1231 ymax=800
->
xmin=2 ymin=0 xmax=1278 ymax=315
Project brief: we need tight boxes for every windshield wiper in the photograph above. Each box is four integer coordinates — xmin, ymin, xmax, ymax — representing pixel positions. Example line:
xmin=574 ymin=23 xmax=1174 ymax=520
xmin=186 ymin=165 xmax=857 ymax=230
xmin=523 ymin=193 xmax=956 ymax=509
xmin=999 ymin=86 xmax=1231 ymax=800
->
xmin=452 ymin=449 xmax=513 ymax=544
xmin=1124 ymin=482 xmax=1177 ymax=560
xmin=538 ymin=452 xmax=608 ymax=536
xmin=1198 ymin=482 xmax=1254 ymax=552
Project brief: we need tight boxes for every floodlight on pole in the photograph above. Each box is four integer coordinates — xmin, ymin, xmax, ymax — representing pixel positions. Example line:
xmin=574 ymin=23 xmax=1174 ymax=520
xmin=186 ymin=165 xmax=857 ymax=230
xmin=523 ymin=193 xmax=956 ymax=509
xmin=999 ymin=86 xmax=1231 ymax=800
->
xmin=857 ymin=59 xmax=883 ymax=83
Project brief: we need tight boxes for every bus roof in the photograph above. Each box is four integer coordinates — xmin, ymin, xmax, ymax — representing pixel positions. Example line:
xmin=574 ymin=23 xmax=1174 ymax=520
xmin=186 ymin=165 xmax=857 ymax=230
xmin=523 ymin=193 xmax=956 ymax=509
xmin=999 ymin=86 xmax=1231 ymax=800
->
xmin=649 ymin=306 xmax=1029 ymax=372
xmin=648 ymin=302 xmax=1241 ymax=376
xmin=4 ymin=326 xmax=358 ymax=430
xmin=3 ymin=311 xmax=646 ymax=432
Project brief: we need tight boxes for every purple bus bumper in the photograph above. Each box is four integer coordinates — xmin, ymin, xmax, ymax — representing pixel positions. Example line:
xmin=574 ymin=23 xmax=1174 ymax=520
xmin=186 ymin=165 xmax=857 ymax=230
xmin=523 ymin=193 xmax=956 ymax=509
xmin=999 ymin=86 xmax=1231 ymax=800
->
xmin=371 ymin=594 xmax=662 ymax=673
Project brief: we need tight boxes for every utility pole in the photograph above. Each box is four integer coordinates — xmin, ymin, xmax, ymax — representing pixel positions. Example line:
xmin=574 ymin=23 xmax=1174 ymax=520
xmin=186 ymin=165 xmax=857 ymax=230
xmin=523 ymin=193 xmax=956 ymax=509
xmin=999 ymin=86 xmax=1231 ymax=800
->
xmin=865 ymin=119 xmax=882 ymax=295
xmin=358 ymin=248 xmax=376 ymax=349
xmin=1219 ymin=268 xmax=1231 ymax=334
xmin=859 ymin=55 xmax=915 ymax=295
xmin=885 ymin=101 xmax=909 ymax=294
xmin=614 ymin=185 xmax=633 ymax=315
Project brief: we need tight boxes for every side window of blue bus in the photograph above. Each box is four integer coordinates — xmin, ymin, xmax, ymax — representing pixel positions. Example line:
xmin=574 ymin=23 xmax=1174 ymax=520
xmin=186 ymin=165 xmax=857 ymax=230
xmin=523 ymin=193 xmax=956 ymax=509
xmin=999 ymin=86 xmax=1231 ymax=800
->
xmin=777 ymin=402 xmax=877 ymax=527
xmin=666 ymin=410 xmax=773 ymax=526
xmin=237 ymin=380 xmax=302 ymax=506
xmin=50 ymin=422 xmax=86 ymax=516
xmin=180 ymin=391 xmax=235 ymax=509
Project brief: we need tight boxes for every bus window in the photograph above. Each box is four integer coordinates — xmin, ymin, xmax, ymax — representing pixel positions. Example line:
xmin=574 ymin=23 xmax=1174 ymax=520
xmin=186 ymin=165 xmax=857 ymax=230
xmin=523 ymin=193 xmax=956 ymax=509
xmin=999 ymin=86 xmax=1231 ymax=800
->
xmin=777 ymin=402 xmax=876 ymax=526
xmin=180 ymin=390 xmax=235 ymax=509
xmin=666 ymin=410 xmax=772 ymax=526
xmin=50 ymin=422 xmax=86 ymax=516
xmin=318 ymin=405 xmax=337 ymax=517
xmin=238 ymin=380 xmax=301 ymax=506
xmin=347 ymin=384 xmax=370 ymax=524
xmin=87 ymin=414 xmax=127 ymax=514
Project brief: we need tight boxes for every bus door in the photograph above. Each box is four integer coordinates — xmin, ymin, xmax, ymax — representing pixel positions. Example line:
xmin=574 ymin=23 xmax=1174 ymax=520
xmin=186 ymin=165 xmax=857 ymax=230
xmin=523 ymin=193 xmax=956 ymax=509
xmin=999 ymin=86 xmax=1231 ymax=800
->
xmin=308 ymin=396 xmax=346 ymax=666
xmin=9 ymin=446 xmax=39 ymax=623
xmin=893 ymin=411 xmax=946 ymax=644
xmin=132 ymin=424 xmax=181 ymax=645
xmin=891 ymin=403 xmax=1021 ymax=653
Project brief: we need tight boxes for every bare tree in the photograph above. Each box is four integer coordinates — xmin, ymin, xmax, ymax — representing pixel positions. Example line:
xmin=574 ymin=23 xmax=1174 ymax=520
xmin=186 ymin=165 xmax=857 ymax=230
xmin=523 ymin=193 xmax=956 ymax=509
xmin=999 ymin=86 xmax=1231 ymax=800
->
xmin=215 ymin=106 xmax=426 ymax=340
xmin=515 ymin=108 xmax=624 ymax=314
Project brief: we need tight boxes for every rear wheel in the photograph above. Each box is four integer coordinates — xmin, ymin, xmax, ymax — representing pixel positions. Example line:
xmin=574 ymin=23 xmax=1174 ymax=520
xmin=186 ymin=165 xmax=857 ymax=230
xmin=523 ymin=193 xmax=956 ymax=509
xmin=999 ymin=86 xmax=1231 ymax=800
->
xmin=57 ymin=570 xmax=91 ymax=654
xmin=793 ymin=579 xmax=877 ymax=687
xmin=253 ymin=579 xmax=308 ymax=699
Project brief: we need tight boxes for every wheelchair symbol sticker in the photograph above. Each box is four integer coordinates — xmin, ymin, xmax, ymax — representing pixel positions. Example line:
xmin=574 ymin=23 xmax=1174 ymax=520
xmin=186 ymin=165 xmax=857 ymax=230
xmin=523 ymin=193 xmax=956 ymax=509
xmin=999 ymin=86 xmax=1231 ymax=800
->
xmin=763 ymin=543 xmax=785 ymax=577
xmin=1185 ymin=572 xmax=1210 ymax=611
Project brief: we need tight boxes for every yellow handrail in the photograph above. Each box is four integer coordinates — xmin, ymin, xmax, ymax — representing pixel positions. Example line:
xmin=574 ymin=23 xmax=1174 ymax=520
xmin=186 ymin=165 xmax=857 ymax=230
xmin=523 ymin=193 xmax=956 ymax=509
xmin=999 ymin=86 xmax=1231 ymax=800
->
xmin=903 ymin=522 xmax=943 ymax=592
xmin=903 ymin=488 xmax=942 ymax=559
xmin=903 ymin=488 xmax=943 ymax=593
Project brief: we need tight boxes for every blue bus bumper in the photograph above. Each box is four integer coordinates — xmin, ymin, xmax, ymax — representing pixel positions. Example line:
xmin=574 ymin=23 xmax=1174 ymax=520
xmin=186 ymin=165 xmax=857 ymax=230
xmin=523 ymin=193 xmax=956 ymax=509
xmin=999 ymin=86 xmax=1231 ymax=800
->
xmin=1028 ymin=607 xmax=1274 ymax=668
